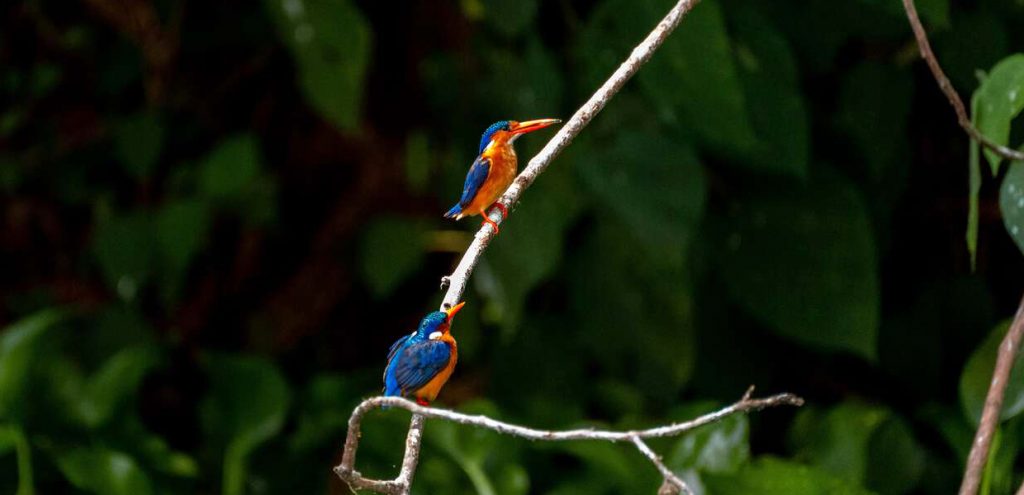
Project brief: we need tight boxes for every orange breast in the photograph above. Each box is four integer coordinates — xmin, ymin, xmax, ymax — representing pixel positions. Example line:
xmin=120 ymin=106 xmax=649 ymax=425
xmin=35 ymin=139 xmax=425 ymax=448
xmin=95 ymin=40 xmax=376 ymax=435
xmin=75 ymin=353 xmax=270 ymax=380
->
xmin=464 ymin=143 xmax=517 ymax=216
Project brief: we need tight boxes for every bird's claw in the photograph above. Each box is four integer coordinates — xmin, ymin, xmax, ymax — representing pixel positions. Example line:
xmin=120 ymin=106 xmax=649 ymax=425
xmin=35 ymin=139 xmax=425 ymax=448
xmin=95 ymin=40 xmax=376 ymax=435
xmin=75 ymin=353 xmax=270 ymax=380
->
xmin=489 ymin=202 xmax=509 ymax=219
xmin=481 ymin=216 xmax=500 ymax=235
xmin=416 ymin=398 xmax=430 ymax=407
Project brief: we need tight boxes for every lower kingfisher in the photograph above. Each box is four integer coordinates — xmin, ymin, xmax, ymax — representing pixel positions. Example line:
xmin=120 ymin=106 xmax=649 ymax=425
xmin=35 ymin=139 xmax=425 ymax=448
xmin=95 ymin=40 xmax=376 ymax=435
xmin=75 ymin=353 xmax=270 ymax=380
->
xmin=444 ymin=119 xmax=562 ymax=233
xmin=383 ymin=302 xmax=465 ymax=406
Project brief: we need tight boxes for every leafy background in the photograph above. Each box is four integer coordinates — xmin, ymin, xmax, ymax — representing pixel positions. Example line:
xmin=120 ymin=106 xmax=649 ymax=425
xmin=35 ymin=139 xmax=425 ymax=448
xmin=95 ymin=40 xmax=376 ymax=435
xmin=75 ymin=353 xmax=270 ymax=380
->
xmin=1 ymin=0 xmax=1024 ymax=493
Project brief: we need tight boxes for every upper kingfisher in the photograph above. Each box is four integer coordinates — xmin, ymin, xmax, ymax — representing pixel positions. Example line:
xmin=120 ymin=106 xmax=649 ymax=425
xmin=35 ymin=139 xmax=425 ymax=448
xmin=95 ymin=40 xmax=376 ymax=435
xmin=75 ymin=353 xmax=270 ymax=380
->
xmin=444 ymin=119 xmax=562 ymax=233
xmin=383 ymin=302 xmax=465 ymax=406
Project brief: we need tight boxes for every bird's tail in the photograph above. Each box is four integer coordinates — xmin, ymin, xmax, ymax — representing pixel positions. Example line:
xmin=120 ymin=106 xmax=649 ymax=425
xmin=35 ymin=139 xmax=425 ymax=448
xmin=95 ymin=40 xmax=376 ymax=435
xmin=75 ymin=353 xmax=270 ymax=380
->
xmin=382 ymin=384 xmax=401 ymax=410
xmin=444 ymin=203 xmax=464 ymax=220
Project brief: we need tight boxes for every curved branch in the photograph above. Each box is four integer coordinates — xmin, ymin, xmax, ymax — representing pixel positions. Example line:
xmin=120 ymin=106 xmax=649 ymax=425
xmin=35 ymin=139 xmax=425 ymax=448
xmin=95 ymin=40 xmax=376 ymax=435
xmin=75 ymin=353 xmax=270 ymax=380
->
xmin=334 ymin=389 xmax=803 ymax=494
xmin=901 ymin=0 xmax=1024 ymax=162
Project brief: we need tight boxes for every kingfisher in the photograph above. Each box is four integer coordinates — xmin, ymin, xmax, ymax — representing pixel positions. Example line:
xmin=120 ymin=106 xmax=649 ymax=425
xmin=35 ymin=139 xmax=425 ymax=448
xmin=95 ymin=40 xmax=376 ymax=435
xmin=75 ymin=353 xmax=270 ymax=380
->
xmin=444 ymin=119 xmax=562 ymax=233
xmin=383 ymin=302 xmax=465 ymax=406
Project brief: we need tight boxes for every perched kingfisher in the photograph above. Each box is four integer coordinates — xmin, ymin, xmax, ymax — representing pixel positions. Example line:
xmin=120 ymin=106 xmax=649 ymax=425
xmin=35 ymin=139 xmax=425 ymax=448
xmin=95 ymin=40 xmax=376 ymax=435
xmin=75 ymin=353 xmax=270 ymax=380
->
xmin=444 ymin=119 xmax=562 ymax=233
xmin=383 ymin=302 xmax=465 ymax=406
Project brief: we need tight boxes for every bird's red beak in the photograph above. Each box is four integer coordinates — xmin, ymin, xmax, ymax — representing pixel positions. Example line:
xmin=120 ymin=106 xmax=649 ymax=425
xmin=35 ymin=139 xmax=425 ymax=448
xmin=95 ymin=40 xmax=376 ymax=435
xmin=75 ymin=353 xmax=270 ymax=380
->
xmin=444 ymin=301 xmax=466 ymax=321
xmin=510 ymin=118 xmax=562 ymax=135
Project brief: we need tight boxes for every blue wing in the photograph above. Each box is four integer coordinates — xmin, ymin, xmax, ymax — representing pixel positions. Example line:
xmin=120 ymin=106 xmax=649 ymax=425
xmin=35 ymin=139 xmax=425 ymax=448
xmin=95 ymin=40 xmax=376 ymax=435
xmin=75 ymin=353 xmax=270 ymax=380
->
xmin=383 ymin=334 xmax=413 ymax=396
xmin=387 ymin=334 xmax=411 ymax=365
xmin=394 ymin=340 xmax=452 ymax=393
xmin=444 ymin=157 xmax=490 ymax=218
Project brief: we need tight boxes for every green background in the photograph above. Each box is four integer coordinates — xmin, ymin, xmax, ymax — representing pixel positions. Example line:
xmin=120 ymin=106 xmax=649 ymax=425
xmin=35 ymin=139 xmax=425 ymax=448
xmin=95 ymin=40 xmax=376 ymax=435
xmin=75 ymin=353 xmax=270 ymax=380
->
xmin=2 ymin=0 xmax=1024 ymax=493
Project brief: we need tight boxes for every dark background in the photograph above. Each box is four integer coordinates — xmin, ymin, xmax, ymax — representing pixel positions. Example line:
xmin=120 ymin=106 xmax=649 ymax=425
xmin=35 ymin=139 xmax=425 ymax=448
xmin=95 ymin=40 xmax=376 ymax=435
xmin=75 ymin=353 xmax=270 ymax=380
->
xmin=1 ymin=0 xmax=1024 ymax=493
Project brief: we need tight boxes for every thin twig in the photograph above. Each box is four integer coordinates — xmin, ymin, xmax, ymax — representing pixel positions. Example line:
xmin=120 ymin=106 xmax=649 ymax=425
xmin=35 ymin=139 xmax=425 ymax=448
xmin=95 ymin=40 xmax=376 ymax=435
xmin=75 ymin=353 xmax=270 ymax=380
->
xmin=439 ymin=0 xmax=702 ymax=310
xmin=901 ymin=0 xmax=1024 ymax=162
xmin=959 ymin=293 xmax=1024 ymax=495
xmin=631 ymin=435 xmax=690 ymax=495
xmin=334 ymin=391 xmax=803 ymax=494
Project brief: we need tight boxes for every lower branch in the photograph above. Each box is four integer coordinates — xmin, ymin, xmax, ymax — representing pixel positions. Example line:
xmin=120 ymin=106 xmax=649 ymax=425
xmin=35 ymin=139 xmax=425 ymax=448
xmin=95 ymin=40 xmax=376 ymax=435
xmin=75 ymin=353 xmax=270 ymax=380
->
xmin=334 ymin=388 xmax=803 ymax=494
xmin=959 ymin=293 xmax=1024 ymax=495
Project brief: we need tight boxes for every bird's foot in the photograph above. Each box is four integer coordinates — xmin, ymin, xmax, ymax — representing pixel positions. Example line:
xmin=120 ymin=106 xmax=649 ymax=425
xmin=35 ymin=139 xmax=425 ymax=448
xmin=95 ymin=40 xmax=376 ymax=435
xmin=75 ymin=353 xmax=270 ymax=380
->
xmin=416 ymin=398 xmax=430 ymax=407
xmin=488 ymin=202 xmax=508 ymax=219
xmin=481 ymin=215 xmax=500 ymax=235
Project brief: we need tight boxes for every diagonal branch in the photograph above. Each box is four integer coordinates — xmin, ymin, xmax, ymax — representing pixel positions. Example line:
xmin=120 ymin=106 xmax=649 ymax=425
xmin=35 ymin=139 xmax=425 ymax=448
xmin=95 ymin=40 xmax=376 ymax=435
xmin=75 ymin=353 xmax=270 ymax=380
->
xmin=958 ymin=293 xmax=1024 ymax=495
xmin=439 ymin=0 xmax=703 ymax=310
xmin=901 ymin=0 xmax=1024 ymax=162
xmin=334 ymin=389 xmax=803 ymax=494
xmin=631 ymin=435 xmax=691 ymax=495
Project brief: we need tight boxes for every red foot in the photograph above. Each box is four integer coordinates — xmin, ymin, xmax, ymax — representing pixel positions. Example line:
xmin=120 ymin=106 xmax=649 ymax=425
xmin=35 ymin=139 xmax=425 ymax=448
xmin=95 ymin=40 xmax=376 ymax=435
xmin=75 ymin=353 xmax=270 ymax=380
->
xmin=489 ymin=202 xmax=509 ymax=219
xmin=481 ymin=215 xmax=500 ymax=235
xmin=416 ymin=398 xmax=430 ymax=406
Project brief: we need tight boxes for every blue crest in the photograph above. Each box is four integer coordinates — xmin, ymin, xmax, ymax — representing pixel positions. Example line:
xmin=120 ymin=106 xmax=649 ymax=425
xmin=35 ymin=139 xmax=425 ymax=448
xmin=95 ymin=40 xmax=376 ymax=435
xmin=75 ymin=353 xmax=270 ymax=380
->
xmin=479 ymin=121 xmax=511 ymax=154
xmin=417 ymin=311 xmax=448 ymax=335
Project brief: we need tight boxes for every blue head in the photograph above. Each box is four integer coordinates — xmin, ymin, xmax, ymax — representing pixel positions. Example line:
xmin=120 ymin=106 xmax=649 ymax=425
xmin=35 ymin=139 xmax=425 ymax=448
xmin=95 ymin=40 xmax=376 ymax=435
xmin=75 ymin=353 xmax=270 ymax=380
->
xmin=477 ymin=119 xmax=563 ymax=154
xmin=479 ymin=121 xmax=511 ymax=154
xmin=415 ymin=302 xmax=466 ymax=339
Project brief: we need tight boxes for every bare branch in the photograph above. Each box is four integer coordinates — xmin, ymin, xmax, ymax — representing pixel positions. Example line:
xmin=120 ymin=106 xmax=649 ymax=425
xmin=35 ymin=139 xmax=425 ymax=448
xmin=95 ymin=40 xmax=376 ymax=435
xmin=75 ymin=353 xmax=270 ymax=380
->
xmin=439 ymin=0 xmax=702 ymax=311
xmin=901 ymin=0 xmax=1024 ymax=162
xmin=959 ymin=293 xmax=1024 ymax=495
xmin=631 ymin=435 xmax=691 ymax=495
xmin=334 ymin=391 xmax=803 ymax=494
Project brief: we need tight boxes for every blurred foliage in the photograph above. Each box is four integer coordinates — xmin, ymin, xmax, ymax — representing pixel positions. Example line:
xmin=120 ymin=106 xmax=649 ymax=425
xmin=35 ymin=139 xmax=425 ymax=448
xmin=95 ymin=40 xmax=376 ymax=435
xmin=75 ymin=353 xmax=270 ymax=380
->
xmin=1 ymin=0 xmax=1024 ymax=493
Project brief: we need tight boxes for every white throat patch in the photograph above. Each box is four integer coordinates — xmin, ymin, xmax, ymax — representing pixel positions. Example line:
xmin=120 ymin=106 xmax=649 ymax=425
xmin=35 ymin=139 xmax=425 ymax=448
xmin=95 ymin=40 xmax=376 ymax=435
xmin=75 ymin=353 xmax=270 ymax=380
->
xmin=429 ymin=331 xmax=442 ymax=340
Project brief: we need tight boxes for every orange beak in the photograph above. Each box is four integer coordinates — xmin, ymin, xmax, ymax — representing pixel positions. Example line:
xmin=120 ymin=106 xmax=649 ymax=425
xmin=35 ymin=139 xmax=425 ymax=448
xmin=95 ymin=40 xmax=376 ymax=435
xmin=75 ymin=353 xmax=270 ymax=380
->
xmin=444 ymin=301 xmax=466 ymax=321
xmin=510 ymin=118 xmax=562 ymax=135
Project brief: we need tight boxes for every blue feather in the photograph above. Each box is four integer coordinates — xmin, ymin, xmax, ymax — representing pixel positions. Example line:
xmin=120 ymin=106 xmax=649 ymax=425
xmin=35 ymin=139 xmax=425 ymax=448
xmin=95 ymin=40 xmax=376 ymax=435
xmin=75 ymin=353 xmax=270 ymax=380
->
xmin=444 ymin=157 xmax=490 ymax=218
xmin=394 ymin=340 xmax=451 ymax=392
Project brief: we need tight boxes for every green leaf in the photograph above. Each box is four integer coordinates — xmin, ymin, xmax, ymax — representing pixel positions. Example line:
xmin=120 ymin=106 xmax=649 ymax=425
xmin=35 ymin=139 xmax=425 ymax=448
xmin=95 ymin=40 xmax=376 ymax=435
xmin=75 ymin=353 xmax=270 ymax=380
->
xmin=580 ymin=0 xmax=757 ymax=150
xmin=486 ymin=164 xmax=584 ymax=335
xmin=666 ymin=402 xmax=749 ymax=474
xmin=358 ymin=217 xmax=429 ymax=298
xmin=973 ymin=54 xmax=1024 ymax=175
xmin=92 ymin=212 xmax=156 ymax=300
xmin=732 ymin=9 xmax=809 ymax=178
xmin=865 ymin=417 xmax=925 ymax=495
xmin=155 ymin=199 xmax=211 ymax=302
xmin=704 ymin=457 xmax=874 ymax=495
xmin=789 ymin=402 xmax=888 ymax=482
xmin=0 ymin=310 xmax=63 ymax=419
xmin=578 ymin=132 xmax=706 ymax=266
xmin=55 ymin=447 xmax=152 ymax=495
xmin=74 ymin=346 xmax=161 ymax=429
xmin=1 ymin=424 xmax=32 ymax=495
xmin=113 ymin=112 xmax=163 ymax=179
xmin=968 ymin=97 xmax=982 ymax=269
xmin=198 ymin=134 xmax=262 ymax=202
xmin=201 ymin=354 xmax=290 ymax=495
xmin=265 ymin=0 xmax=371 ymax=130
xmin=718 ymin=171 xmax=879 ymax=359
xmin=960 ymin=320 xmax=1024 ymax=424
xmin=290 ymin=374 xmax=355 ymax=452
xmin=998 ymin=161 xmax=1024 ymax=258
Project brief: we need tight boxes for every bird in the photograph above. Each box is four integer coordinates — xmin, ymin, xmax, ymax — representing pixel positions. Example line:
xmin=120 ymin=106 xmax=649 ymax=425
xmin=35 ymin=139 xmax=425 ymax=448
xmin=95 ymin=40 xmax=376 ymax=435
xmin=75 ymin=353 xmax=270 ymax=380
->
xmin=383 ymin=302 xmax=465 ymax=406
xmin=444 ymin=119 xmax=562 ymax=234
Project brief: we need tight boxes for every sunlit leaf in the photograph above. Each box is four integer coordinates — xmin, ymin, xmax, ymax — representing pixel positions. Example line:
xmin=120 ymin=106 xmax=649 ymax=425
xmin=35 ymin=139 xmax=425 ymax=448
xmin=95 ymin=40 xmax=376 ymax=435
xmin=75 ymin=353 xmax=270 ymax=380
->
xmin=666 ymin=402 xmax=749 ymax=474
xmin=358 ymin=217 xmax=429 ymax=298
xmin=960 ymin=320 xmax=1024 ymax=424
xmin=74 ymin=346 xmax=161 ymax=429
xmin=718 ymin=171 xmax=879 ymax=359
xmin=998 ymin=161 xmax=1024 ymax=258
xmin=265 ymin=0 xmax=371 ymax=130
xmin=973 ymin=54 xmax=1024 ymax=175
xmin=201 ymin=354 xmax=290 ymax=495
xmin=0 ymin=310 xmax=63 ymax=419
xmin=55 ymin=447 xmax=153 ymax=495
xmin=789 ymin=402 xmax=888 ymax=482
